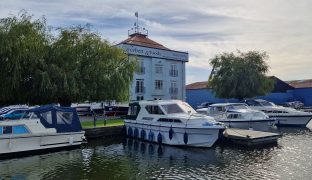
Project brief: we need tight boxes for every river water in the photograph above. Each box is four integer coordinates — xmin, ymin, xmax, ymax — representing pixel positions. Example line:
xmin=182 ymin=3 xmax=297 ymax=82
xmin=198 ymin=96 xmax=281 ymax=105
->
xmin=1 ymin=128 xmax=312 ymax=180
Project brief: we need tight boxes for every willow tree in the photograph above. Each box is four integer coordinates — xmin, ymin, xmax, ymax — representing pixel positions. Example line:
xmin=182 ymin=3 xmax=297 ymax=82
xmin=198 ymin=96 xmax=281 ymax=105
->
xmin=209 ymin=51 xmax=274 ymax=100
xmin=0 ymin=11 xmax=51 ymax=105
xmin=0 ymin=12 xmax=137 ymax=106
xmin=49 ymin=27 xmax=137 ymax=106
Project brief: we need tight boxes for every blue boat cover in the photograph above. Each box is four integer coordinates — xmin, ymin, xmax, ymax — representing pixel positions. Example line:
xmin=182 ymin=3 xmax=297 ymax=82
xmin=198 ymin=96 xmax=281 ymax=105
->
xmin=26 ymin=105 xmax=82 ymax=133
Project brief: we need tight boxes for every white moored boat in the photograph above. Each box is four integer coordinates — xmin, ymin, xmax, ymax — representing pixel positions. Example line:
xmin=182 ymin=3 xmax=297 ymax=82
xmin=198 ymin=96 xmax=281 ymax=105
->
xmin=244 ymin=99 xmax=312 ymax=127
xmin=0 ymin=105 xmax=85 ymax=158
xmin=124 ymin=100 xmax=225 ymax=147
xmin=196 ymin=103 xmax=275 ymax=131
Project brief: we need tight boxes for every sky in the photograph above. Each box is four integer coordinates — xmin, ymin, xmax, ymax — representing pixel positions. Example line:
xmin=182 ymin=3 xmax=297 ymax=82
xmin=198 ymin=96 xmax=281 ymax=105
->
xmin=1 ymin=0 xmax=311 ymax=84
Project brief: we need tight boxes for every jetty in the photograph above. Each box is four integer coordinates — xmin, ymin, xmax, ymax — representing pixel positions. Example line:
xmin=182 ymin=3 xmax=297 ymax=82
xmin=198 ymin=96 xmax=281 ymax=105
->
xmin=222 ymin=128 xmax=281 ymax=146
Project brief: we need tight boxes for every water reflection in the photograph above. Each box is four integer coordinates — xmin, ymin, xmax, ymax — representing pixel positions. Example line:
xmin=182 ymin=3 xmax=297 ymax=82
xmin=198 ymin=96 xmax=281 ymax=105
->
xmin=0 ymin=128 xmax=312 ymax=179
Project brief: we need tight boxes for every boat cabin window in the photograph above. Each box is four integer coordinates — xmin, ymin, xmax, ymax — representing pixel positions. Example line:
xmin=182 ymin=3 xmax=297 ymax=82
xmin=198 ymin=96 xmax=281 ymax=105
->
xmin=127 ymin=103 xmax=141 ymax=120
xmin=3 ymin=126 xmax=12 ymax=134
xmin=228 ymin=104 xmax=248 ymax=110
xmin=158 ymin=118 xmax=182 ymax=123
xmin=13 ymin=125 xmax=29 ymax=134
xmin=245 ymin=100 xmax=261 ymax=106
xmin=23 ymin=112 xmax=38 ymax=119
xmin=227 ymin=114 xmax=241 ymax=119
xmin=39 ymin=111 xmax=53 ymax=125
xmin=209 ymin=106 xmax=226 ymax=114
xmin=0 ymin=125 xmax=30 ymax=135
xmin=56 ymin=112 xmax=73 ymax=124
xmin=161 ymin=104 xmax=184 ymax=114
xmin=145 ymin=105 xmax=164 ymax=115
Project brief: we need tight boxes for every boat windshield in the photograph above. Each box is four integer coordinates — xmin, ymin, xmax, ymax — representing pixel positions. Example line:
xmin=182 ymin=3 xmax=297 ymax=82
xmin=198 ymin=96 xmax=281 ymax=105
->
xmin=259 ymin=101 xmax=274 ymax=106
xmin=22 ymin=112 xmax=38 ymax=119
xmin=227 ymin=104 xmax=248 ymax=110
xmin=161 ymin=104 xmax=185 ymax=114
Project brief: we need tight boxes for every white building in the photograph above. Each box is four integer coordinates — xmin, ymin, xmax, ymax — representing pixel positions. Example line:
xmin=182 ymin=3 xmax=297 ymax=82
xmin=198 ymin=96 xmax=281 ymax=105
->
xmin=117 ymin=24 xmax=188 ymax=101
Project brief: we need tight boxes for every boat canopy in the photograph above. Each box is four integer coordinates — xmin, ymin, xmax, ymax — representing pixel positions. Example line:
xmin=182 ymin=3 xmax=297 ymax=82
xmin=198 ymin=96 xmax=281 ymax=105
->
xmin=26 ymin=105 xmax=82 ymax=133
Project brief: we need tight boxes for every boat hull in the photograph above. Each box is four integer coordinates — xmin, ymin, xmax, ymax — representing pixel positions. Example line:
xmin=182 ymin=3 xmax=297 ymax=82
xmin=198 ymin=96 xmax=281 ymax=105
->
xmin=271 ymin=115 xmax=312 ymax=127
xmin=0 ymin=132 xmax=85 ymax=157
xmin=218 ymin=120 xmax=275 ymax=132
xmin=124 ymin=121 xmax=223 ymax=147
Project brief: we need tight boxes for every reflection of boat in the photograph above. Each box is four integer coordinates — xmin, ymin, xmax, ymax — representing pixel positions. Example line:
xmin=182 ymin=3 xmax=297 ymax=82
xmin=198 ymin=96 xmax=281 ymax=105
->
xmin=244 ymin=99 xmax=312 ymax=127
xmin=197 ymin=103 xmax=275 ymax=131
xmin=123 ymin=138 xmax=218 ymax=166
xmin=125 ymin=100 xmax=225 ymax=147
xmin=0 ymin=105 xmax=85 ymax=158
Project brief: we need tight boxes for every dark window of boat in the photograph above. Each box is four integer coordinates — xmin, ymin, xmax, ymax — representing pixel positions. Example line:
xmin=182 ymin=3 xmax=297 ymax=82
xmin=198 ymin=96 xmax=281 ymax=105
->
xmin=0 ymin=126 xmax=2 ymax=135
xmin=158 ymin=118 xmax=182 ymax=123
xmin=127 ymin=103 xmax=141 ymax=120
xmin=3 ymin=126 xmax=12 ymax=134
xmin=145 ymin=105 xmax=164 ymax=115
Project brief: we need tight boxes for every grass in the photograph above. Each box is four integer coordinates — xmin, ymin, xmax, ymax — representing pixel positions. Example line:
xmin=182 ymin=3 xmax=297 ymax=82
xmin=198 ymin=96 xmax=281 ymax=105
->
xmin=81 ymin=119 xmax=124 ymax=129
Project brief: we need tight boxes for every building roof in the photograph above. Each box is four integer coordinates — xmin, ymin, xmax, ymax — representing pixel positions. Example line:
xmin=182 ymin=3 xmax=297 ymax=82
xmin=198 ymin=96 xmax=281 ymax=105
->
xmin=286 ymin=79 xmax=312 ymax=88
xmin=119 ymin=33 xmax=170 ymax=50
xmin=186 ymin=81 xmax=209 ymax=90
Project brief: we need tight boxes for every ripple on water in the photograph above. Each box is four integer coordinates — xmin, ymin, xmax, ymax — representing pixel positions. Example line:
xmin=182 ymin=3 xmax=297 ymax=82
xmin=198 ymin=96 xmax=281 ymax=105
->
xmin=1 ymin=129 xmax=312 ymax=179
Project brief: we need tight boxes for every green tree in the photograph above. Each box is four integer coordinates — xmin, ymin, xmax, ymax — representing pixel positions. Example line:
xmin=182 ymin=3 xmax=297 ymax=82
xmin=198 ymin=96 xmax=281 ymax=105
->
xmin=209 ymin=51 xmax=274 ymax=100
xmin=0 ymin=12 xmax=137 ymax=106
xmin=0 ymin=11 xmax=50 ymax=105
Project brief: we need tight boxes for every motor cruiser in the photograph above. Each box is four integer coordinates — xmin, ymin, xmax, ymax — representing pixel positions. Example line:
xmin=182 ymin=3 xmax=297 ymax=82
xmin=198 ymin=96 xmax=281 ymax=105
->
xmin=124 ymin=100 xmax=225 ymax=147
xmin=244 ymin=99 xmax=312 ymax=127
xmin=196 ymin=103 xmax=275 ymax=131
xmin=0 ymin=105 xmax=85 ymax=158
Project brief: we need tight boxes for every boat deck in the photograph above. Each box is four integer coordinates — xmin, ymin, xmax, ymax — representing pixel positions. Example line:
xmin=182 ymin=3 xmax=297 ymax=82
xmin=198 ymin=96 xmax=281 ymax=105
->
xmin=222 ymin=128 xmax=281 ymax=146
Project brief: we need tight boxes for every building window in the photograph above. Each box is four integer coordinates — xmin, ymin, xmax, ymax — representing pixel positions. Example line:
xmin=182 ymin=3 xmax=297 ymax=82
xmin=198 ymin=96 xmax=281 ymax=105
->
xmin=136 ymin=61 xmax=145 ymax=75
xmin=170 ymin=63 xmax=178 ymax=77
xmin=155 ymin=64 xmax=163 ymax=74
xmin=169 ymin=81 xmax=178 ymax=95
xmin=135 ymin=79 xmax=145 ymax=94
xmin=155 ymin=80 xmax=163 ymax=90
xmin=136 ymin=96 xmax=144 ymax=100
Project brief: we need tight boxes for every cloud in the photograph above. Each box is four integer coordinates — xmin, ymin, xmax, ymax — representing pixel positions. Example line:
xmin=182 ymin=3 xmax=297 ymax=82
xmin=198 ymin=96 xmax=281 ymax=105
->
xmin=1 ymin=0 xmax=312 ymax=83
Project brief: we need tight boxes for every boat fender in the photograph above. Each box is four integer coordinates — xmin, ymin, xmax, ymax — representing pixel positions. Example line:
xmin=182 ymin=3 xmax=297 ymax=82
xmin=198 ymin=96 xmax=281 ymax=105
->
xmin=148 ymin=131 xmax=154 ymax=142
xmin=128 ymin=127 xmax=133 ymax=137
xmin=134 ymin=128 xmax=139 ymax=138
xmin=184 ymin=132 xmax=188 ymax=144
xmin=169 ymin=126 xmax=174 ymax=140
xmin=157 ymin=132 xmax=162 ymax=144
xmin=141 ymin=129 xmax=146 ymax=140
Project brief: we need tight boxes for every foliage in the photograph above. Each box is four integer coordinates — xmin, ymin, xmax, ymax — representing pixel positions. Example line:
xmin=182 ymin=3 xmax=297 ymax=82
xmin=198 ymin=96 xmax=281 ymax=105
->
xmin=80 ymin=119 xmax=124 ymax=129
xmin=209 ymin=51 xmax=274 ymax=99
xmin=0 ymin=11 xmax=137 ymax=106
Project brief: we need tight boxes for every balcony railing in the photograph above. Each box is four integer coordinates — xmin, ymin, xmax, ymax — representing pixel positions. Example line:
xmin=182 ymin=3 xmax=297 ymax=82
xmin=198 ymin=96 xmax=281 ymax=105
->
xmin=169 ymin=70 xmax=178 ymax=77
xmin=169 ymin=87 xmax=178 ymax=95
xmin=135 ymin=86 xmax=145 ymax=94
xmin=136 ymin=67 xmax=145 ymax=75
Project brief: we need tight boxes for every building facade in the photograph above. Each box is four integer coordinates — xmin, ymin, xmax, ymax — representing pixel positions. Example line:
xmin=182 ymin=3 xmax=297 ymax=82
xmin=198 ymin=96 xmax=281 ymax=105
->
xmin=117 ymin=30 xmax=188 ymax=101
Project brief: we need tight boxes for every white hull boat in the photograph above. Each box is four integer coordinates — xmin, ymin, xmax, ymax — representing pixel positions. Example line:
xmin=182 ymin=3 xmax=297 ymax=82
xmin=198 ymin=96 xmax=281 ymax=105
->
xmin=244 ymin=99 xmax=312 ymax=127
xmin=0 ymin=105 xmax=85 ymax=158
xmin=197 ymin=103 xmax=275 ymax=132
xmin=125 ymin=100 xmax=225 ymax=147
